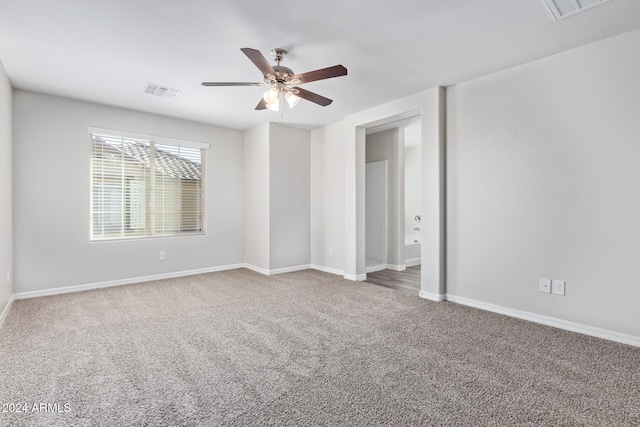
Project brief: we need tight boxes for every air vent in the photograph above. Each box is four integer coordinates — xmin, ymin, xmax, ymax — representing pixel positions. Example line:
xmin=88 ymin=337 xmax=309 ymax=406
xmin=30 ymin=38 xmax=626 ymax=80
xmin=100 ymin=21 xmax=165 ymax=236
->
xmin=544 ymin=0 xmax=614 ymax=20
xmin=144 ymin=83 xmax=180 ymax=98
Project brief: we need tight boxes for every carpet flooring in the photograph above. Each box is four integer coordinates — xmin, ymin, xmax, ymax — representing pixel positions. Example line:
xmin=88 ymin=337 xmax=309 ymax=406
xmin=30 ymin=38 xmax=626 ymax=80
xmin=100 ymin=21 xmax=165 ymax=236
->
xmin=0 ymin=268 xmax=639 ymax=426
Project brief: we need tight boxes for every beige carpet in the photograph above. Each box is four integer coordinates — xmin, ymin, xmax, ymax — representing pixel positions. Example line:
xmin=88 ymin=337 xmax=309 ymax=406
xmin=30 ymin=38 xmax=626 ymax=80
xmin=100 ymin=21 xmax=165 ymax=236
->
xmin=0 ymin=268 xmax=639 ymax=426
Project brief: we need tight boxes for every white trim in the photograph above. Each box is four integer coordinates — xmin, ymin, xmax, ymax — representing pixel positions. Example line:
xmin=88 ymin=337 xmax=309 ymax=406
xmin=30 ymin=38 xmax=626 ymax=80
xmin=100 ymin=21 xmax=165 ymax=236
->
xmin=0 ymin=296 xmax=15 ymax=328
xmin=87 ymin=126 xmax=211 ymax=150
xmin=365 ymin=264 xmax=386 ymax=274
xmin=12 ymin=264 xmax=245 ymax=301
xmin=268 ymin=264 xmax=311 ymax=275
xmin=245 ymin=264 xmax=340 ymax=276
xmin=446 ymin=294 xmax=640 ymax=349
xmin=385 ymin=264 xmax=406 ymax=272
xmin=405 ymin=258 xmax=421 ymax=267
xmin=243 ymin=264 xmax=319 ymax=276
xmin=309 ymin=265 xmax=345 ymax=277
xmin=344 ymin=273 xmax=367 ymax=282
xmin=419 ymin=291 xmax=446 ymax=301
xmin=243 ymin=264 xmax=271 ymax=276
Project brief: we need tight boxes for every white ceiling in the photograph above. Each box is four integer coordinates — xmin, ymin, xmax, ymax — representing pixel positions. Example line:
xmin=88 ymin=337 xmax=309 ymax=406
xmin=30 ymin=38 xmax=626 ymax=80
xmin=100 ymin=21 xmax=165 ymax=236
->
xmin=1 ymin=0 xmax=639 ymax=131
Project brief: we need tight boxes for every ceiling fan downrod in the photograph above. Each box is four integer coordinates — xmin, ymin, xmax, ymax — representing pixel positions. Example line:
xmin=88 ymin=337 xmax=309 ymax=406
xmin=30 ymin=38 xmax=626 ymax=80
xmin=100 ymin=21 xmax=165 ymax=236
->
xmin=270 ymin=48 xmax=287 ymax=65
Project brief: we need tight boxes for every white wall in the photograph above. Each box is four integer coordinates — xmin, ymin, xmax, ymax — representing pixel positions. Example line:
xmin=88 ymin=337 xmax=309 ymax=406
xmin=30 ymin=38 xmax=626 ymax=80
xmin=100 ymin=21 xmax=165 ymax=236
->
xmin=447 ymin=28 xmax=640 ymax=337
xmin=244 ymin=122 xmax=310 ymax=273
xmin=0 ymin=60 xmax=12 ymax=315
xmin=12 ymin=90 xmax=244 ymax=293
xmin=310 ymin=122 xmax=345 ymax=274
xmin=269 ymin=123 xmax=310 ymax=270
xmin=244 ymin=123 xmax=270 ymax=271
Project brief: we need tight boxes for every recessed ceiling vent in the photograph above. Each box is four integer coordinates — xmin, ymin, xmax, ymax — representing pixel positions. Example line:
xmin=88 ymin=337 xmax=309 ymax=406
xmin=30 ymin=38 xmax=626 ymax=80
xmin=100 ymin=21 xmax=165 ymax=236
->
xmin=144 ymin=83 xmax=180 ymax=98
xmin=544 ymin=0 xmax=614 ymax=20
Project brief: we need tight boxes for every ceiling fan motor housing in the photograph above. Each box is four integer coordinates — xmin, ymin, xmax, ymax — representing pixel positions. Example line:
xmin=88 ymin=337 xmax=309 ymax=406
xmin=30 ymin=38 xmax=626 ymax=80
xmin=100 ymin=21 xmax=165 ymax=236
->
xmin=266 ymin=49 xmax=295 ymax=83
xmin=270 ymin=66 xmax=295 ymax=83
xmin=270 ymin=48 xmax=287 ymax=63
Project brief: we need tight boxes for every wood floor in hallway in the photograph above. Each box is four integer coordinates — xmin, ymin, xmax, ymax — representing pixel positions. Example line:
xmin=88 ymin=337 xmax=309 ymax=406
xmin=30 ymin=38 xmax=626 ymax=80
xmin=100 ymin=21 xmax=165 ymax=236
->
xmin=365 ymin=265 xmax=421 ymax=295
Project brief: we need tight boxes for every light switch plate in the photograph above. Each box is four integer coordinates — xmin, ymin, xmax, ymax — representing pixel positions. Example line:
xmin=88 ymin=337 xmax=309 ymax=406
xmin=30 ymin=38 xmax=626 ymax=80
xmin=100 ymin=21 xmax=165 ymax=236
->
xmin=539 ymin=278 xmax=552 ymax=293
xmin=552 ymin=280 xmax=565 ymax=296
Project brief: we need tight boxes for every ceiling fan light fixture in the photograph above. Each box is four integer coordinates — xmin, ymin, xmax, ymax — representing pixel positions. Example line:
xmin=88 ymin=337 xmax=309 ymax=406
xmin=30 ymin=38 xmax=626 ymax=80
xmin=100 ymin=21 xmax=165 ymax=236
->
xmin=266 ymin=100 xmax=280 ymax=112
xmin=202 ymin=47 xmax=347 ymax=111
xmin=263 ymin=87 xmax=279 ymax=104
xmin=285 ymin=91 xmax=301 ymax=109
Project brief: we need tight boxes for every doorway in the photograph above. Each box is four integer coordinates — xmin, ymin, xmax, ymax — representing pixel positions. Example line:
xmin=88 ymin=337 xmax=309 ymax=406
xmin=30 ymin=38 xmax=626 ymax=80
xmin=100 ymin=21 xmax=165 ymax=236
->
xmin=364 ymin=117 xmax=422 ymax=294
xmin=344 ymin=86 xmax=445 ymax=299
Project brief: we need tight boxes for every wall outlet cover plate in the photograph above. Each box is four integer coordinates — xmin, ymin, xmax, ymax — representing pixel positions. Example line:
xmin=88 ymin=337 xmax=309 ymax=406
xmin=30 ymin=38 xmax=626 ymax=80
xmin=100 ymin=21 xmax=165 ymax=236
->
xmin=552 ymin=280 xmax=565 ymax=296
xmin=539 ymin=278 xmax=552 ymax=293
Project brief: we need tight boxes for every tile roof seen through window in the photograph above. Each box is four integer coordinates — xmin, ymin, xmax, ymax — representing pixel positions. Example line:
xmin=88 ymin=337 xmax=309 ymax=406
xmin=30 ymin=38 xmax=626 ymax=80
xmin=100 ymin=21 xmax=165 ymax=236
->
xmin=92 ymin=135 xmax=201 ymax=181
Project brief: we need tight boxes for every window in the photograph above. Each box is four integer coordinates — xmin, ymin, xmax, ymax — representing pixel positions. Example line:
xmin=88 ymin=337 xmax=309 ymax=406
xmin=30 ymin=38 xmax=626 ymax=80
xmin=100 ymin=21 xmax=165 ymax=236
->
xmin=89 ymin=128 xmax=209 ymax=240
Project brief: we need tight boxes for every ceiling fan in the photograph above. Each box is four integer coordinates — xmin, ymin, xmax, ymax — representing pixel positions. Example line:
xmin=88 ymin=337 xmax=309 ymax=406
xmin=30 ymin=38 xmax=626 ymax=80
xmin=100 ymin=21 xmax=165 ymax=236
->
xmin=201 ymin=48 xmax=347 ymax=112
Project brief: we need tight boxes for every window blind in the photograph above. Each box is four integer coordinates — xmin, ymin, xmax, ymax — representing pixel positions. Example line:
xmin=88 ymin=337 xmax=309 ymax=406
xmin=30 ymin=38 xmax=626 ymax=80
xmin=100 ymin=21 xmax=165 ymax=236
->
xmin=89 ymin=130 xmax=207 ymax=240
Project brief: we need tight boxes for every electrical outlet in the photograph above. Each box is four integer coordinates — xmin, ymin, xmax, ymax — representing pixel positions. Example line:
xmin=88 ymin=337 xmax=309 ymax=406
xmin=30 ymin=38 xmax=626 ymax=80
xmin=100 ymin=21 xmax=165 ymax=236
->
xmin=329 ymin=247 xmax=333 ymax=256
xmin=159 ymin=251 xmax=166 ymax=261
xmin=539 ymin=278 xmax=552 ymax=293
xmin=552 ymin=280 xmax=565 ymax=296
xmin=6 ymin=271 xmax=10 ymax=284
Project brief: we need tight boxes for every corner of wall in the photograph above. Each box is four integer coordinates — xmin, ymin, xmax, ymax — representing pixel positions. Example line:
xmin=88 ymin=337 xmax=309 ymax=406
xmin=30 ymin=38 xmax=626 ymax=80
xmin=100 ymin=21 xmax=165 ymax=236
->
xmin=0 ymin=58 xmax=13 ymax=321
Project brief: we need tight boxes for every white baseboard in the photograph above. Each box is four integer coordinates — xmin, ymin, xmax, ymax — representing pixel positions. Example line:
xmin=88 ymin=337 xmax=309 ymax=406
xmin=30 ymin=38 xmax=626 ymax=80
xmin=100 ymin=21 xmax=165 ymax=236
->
xmin=309 ymin=265 xmax=345 ymax=277
xmin=0 ymin=296 xmax=15 ymax=328
xmin=344 ymin=273 xmax=367 ymax=282
xmin=365 ymin=264 xmax=386 ymax=273
xmin=446 ymin=294 xmax=640 ymax=349
xmin=267 ymin=264 xmax=312 ymax=275
xmin=419 ymin=291 xmax=446 ymax=302
xmin=12 ymin=263 xmax=246 ymax=301
xmin=245 ymin=263 xmax=351 ymax=277
xmin=243 ymin=263 xmax=314 ymax=276
xmin=243 ymin=264 xmax=270 ymax=275
xmin=2 ymin=262 xmax=341 ymax=323
xmin=405 ymin=258 xmax=421 ymax=267
xmin=365 ymin=264 xmax=406 ymax=273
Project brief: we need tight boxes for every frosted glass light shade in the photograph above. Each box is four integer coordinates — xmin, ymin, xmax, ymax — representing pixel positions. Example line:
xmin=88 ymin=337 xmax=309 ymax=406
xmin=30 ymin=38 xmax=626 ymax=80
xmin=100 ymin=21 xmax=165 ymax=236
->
xmin=285 ymin=92 xmax=300 ymax=108
xmin=263 ymin=87 xmax=279 ymax=104
xmin=266 ymin=100 xmax=280 ymax=112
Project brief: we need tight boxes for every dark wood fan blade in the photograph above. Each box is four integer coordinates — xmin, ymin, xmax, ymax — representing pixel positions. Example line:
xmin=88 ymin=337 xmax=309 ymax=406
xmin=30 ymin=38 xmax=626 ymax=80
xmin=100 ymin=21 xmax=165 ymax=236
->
xmin=201 ymin=82 xmax=262 ymax=87
xmin=292 ymin=65 xmax=347 ymax=84
xmin=293 ymin=87 xmax=333 ymax=107
xmin=241 ymin=48 xmax=275 ymax=77
xmin=255 ymin=98 xmax=267 ymax=110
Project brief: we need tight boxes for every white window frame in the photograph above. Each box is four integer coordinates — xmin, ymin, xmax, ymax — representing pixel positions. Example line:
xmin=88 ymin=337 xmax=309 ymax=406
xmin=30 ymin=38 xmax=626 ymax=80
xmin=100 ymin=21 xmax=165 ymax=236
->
xmin=88 ymin=127 xmax=210 ymax=241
